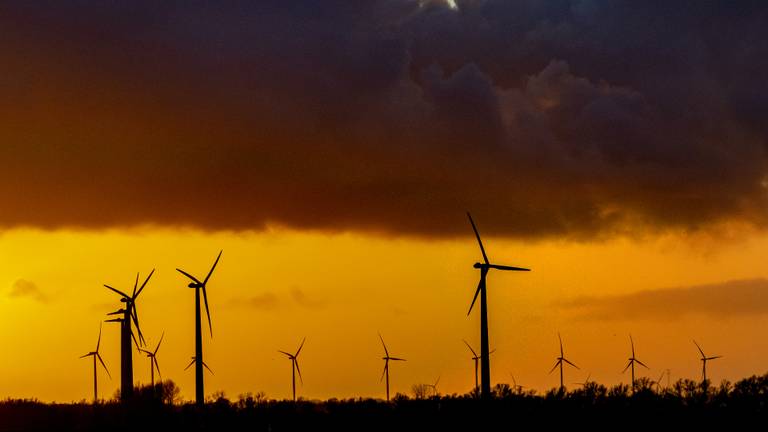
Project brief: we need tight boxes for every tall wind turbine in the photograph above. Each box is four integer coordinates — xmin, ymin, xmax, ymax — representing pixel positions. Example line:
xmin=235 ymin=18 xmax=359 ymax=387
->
xmin=379 ymin=333 xmax=406 ymax=402
xmin=693 ymin=340 xmax=722 ymax=386
xmin=466 ymin=212 xmax=530 ymax=398
xmin=139 ymin=332 xmax=164 ymax=387
xmin=177 ymin=250 xmax=221 ymax=405
xmin=104 ymin=269 xmax=154 ymax=400
xmin=549 ymin=333 xmax=579 ymax=391
xmin=279 ymin=337 xmax=306 ymax=401
xmin=622 ymin=335 xmax=648 ymax=392
xmin=463 ymin=340 xmax=495 ymax=396
xmin=80 ymin=323 xmax=110 ymax=402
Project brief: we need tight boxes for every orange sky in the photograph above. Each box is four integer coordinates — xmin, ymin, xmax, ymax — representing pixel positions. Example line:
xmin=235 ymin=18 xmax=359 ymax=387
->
xmin=2 ymin=226 xmax=767 ymax=402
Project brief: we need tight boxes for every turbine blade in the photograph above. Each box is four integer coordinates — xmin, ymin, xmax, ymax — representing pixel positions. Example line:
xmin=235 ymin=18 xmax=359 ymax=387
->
xmin=80 ymin=353 xmax=92 ymax=359
xmin=487 ymin=264 xmax=530 ymax=272
xmin=105 ymin=318 xmax=122 ymax=323
xmin=203 ymin=250 xmax=222 ymax=285
xmin=622 ymin=360 xmax=632 ymax=373
xmin=176 ymin=268 xmax=202 ymax=284
xmin=154 ymin=357 xmax=162 ymax=379
xmin=104 ymin=284 xmax=129 ymax=298
xmin=380 ymin=361 xmax=388 ymax=382
xmin=467 ymin=280 xmax=481 ymax=316
xmin=278 ymin=350 xmax=292 ymax=357
xmin=467 ymin=212 xmax=489 ymax=264
xmin=563 ymin=358 xmax=579 ymax=370
xmin=558 ymin=333 xmax=563 ymax=357
xmin=463 ymin=340 xmax=478 ymax=357
xmin=630 ymin=334 xmax=635 ymax=357
xmin=202 ymin=286 xmax=213 ymax=337
xmin=390 ymin=357 xmax=406 ymax=361
xmin=154 ymin=332 xmax=164 ymax=355
xmin=96 ymin=322 xmax=103 ymax=352
xmin=549 ymin=360 xmax=561 ymax=374
xmin=693 ymin=340 xmax=705 ymax=358
xmin=203 ymin=361 xmax=214 ymax=375
xmin=378 ymin=333 xmax=389 ymax=357
xmin=295 ymin=337 xmax=306 ymax=357
xmin=295 ymin=359 xmax=303 ymax=385
xmin=132 ymin=272 xmax=139 ymax=297
xmin=131 ymin=305 xmax=145 ymax=346
xmin=97 ymin=353 xmax=111 ymax=379
xmin=487 ymin=349 xmax=496 ymax=356
xmin=184 ymin=358 xmax=196 ymax=371
xmin=708 ymin=356 xmax=723 ymax=360
xmin=135 ymin=268 xmax=154 ymax=299
xmin=636 ymin=359 xmax=650 ymax=369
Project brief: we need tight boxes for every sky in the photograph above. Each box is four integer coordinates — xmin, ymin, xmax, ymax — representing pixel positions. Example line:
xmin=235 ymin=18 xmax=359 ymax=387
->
xmin=1 ymin=0 xmax=768 ymax=402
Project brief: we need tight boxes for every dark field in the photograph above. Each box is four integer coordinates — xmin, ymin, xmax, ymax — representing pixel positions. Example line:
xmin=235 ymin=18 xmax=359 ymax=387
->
xmin=3 ymin=374 xmax=768 ymax=431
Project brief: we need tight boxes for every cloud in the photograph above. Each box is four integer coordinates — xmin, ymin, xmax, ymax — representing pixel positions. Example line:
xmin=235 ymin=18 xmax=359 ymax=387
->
xmin=1 ymin=1 xmax=767 ymax=239
xmin=8 ymin=279 xmax=48 ymax=303
xmin=230 ymin=293 xmax=280 ymax=311
xmin=291 ymin=288 xmax=326 ymax=310
xmin=557 ymin=279 xmax=768 ymax=321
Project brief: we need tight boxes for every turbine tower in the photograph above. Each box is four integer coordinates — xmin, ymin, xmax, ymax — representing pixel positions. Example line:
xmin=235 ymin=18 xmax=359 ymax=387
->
xmin=693 ymin=340 xmax=722 ymax=387
xmin=177 ymin=250 xmax=222 ymax=406
xmin=80 ymin=323 xmax=110 ymax=402
xmin=379 ymin=333 xmax=405 ymax=402
xmin=466 ymin=212 xmax=530 ymax=399
xmin=140 ymin=332 xmax=164 ymax=387
xmin=104 ymin=269 xmax=153 ymax=400
xmin=549 ymin=333 xmax=579 ymax=391
xmin=279 ymin=337 xmax=306 ymax=401
xmin=622 ymin=335 xmax=648 ymax=392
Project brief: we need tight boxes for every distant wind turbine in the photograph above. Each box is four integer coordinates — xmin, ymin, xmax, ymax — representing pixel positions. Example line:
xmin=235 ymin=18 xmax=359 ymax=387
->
xmin=622 ymin=335 xmax=649 ymax=392
xmin=463 ymin=340 xmax=495 ymax=396
xmin=379 ymin=333 xmax=406 ymax=402
xmin=549 ymin=333 xmax=579 ymax=391
xmin=80 ymin=323 xmax=110 ymax=402
xmin=574 ymin=373 xmax=592 ymax=387
xmin=693 ymin=340 xmax=722 ymax=386
xmin=426 ymin=376 xmax=440 ymax=397
xmin=279 ymin=337 xmax=306 ymax=402
xmin=177 ymin=250 xmax=221 ymax=405
xmin=139 ymin=332 xmax=164 ymax=387
xmin=466 ymin=212 xmax=530 ymax=399
xmin=104 ymin=269 xmax=153 ymax=400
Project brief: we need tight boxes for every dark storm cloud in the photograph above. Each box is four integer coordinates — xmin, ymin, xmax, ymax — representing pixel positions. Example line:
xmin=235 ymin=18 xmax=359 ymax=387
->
xmin=1 ymin=1 xmax=767 ymax=238
xmin=557 ymin=279 xmax=768 ymax=320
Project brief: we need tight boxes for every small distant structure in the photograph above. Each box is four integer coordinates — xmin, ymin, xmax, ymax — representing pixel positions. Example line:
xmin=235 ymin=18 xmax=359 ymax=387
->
xmin=80 ymin=322 xmax=110 ymax=402
xmin=279 ymin=337 xmax=306 ymax=401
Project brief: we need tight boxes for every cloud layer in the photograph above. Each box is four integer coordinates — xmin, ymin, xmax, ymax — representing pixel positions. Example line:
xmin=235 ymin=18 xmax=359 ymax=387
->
xmin=8 ymin=279 xmax=48 ymax=303
xmin=558 ymin=278 xmax=768 ymax=320
xmin=1 ymin=1 xmax=767 ymax=238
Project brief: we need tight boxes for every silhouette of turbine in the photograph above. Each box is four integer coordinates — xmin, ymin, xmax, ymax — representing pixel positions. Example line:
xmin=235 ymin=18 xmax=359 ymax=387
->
xmin=574 ymin=373 xmax=592 ymax=387
xmin=185 ymin=356 xmax=214 ymax=375
xmin=549 ymin=333 xmax=579 ymax=391
xmin=466 ymin=212 xmax=529 ymax=399
xmin=379 ymin=333 xmax=405 ymax=402
xmin=177 ymin=250 xmax=221 ymax=406
xmin=139 ymin=332 xmax=164 ymax=387
xmin=279 ymin=337 xmax=306 ymax=402
xmin=463 ymin=340 xmax=495 ymax=396
xmin=510 ymin=374 xmax=526 ymax=393
xmin=426 ymin=376 xmax=440 ymax=397
xmin=104 ymin=269 xmax=153 ymax=401
xmin=80 ymin=322 xmax=110 ymax=402
xmin=693 ymin=340 xmax=722 ymax=387
xmin=622 ymin=335 xmax=648 ymax=393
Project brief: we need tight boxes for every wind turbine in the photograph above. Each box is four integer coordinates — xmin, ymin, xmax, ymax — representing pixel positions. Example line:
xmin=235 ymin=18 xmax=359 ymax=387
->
xmin=549 ymin=333 xmax=579 ymax=391
xmin=139 ymin=332 xmax=164 ymax=387
xmin=575 ymin=373 xmax=592 ymax=387
xmin=279 ymin=337 xmax=306 ymax=401
xmin=379 ymin=333 xmax=406 ymax=402
xmin=185 ymin=356 xmax=214 ymax=375
xmin=466 ymin=212 xmax=530 ymax=398
xmin=693 ymin=340 xmax=722 ymax=386
xmin=80 ymin=323 xmax=110 ymax=402
xmin=510 ymin=374 xmax=526 ymax=393
xmin=104 ymin=269 xmax=154 ymax=400
xmin=463 ymin=340 xmax=495 ymax=396
xmin=177 ymin=250 xmax=221 ymax=405
xmin=426 ymin=376 xmax=440 ymax=397
xmin=622 ymin=335 xmax=648 ymax=392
